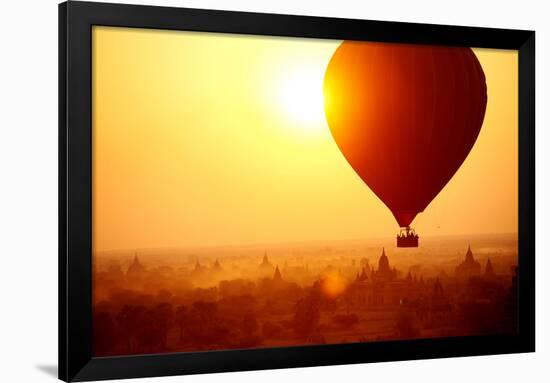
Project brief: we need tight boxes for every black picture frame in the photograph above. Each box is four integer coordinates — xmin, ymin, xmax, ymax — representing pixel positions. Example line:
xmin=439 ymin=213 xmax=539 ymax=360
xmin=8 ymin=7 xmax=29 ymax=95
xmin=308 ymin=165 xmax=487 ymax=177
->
xmin=59 ymin=1 xmax=535 ymax=381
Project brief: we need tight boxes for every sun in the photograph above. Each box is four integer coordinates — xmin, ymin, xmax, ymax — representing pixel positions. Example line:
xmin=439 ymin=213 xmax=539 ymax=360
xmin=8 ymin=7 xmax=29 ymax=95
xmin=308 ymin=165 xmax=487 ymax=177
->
xmin=277 ymin=66 xmax=327 ymax=133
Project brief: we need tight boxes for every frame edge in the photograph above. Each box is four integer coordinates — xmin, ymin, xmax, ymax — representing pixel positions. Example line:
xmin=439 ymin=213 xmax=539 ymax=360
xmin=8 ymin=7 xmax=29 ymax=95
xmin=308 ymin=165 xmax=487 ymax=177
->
xmin=59 ymin=1 xmax=68 ymax=381
xmin=517 ymin=30 xmax=535 ymax=353
xmin=60 ymin=1 xmax=536 ymax=381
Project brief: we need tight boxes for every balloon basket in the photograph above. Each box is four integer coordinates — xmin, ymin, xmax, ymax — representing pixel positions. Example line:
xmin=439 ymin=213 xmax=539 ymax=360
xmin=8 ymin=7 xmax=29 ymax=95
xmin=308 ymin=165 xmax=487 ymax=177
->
xmin=396 ymin=227 xmax=419 ymax=248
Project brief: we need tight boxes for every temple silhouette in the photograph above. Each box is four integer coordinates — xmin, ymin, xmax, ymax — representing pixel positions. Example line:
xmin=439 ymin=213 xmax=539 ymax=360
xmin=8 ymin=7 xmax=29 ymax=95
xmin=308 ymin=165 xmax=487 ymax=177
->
xmin=92 ymin=241 xmax=517 ymax=356
xmin=455 ymin=245 xmax=481 ymax=279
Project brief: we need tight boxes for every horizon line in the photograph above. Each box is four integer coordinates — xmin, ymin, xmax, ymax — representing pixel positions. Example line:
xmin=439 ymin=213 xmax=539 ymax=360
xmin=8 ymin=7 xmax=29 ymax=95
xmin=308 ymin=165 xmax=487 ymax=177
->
xmin=94 ymin=231 xmax=518 ymax=256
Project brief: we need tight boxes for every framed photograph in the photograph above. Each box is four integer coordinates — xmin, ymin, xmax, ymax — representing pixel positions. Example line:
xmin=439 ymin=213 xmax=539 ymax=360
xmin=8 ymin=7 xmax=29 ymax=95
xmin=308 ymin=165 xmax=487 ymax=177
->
xmin=59 ymin=1 xmax=535 ymax=381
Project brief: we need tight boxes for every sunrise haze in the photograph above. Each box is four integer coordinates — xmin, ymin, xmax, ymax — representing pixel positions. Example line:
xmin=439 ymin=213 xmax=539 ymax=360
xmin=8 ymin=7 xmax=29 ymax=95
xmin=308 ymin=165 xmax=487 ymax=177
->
xmin=92 ymin=26 xmax=518 ymax=252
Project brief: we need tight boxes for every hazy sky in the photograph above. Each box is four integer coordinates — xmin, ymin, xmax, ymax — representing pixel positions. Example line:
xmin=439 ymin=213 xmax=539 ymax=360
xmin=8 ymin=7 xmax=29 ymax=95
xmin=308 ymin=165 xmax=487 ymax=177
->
xmin=92 ymin=26 xmax=518 ymax=252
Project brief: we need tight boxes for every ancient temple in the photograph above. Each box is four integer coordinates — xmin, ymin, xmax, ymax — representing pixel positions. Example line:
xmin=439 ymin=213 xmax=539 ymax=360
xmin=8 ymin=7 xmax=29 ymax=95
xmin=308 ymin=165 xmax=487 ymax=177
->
xmin=126 ymin=254 xmax=145 ymax=276
xmin=374 ymin=248 xmax=397 ymax=281
xmin=484 ymin=257 xmax=495 ymax=278
xmin=212 ymin=259 xmax=223 ymax=272
xmin=355 ymin=267 xmax=369 ymax=282
xmin=191 ymin=260 xmax=206 ymax=278
xmin=273 ymin=265 xmax=283 ymax=281
xmin=259 ymin=252 xmax=274 ymax=274
xmin=455 ymin=245 xmax=481 ymax=279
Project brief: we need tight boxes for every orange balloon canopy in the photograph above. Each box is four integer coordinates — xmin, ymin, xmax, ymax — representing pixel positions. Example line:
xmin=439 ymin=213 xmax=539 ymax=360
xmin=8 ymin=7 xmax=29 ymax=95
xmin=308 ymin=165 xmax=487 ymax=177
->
xmin=324 ymin=42 xmax=487 ymax=228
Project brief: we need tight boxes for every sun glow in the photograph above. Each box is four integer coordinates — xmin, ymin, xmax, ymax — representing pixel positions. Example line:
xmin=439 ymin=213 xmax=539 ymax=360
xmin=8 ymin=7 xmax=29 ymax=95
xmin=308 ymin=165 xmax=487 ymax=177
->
xmin=321 ymin=271 xmax=349 ymax=298
xmin=277 ymin=66 xmax=327 ymax=133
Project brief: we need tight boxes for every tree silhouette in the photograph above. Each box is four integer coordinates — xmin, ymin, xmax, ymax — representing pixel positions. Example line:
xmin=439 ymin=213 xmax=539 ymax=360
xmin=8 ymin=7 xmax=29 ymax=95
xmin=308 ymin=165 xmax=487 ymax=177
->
xmin=93 ymin=312 xmax=118 ymax=355
xmin=186 ymin=301 xmax=220 ymax=346
xmin=153 ymin=302 xmax=174 ymax=349
xmin=396 ymin=308 xmax=420 ymax=339
xmin=293 ymin=283 xmax=322 ymax=341
xmin=116 ymin=305 xmax=146 ymax=353
xmin=239 ymin=311 xmax=262 ymax=347
xmin=262 ymin=321 xmax=282 ymax=339
xmin=175 ymin=305 xmax=188 ymax=343
xmin=241 ymin=312 xmax=259 ymax=337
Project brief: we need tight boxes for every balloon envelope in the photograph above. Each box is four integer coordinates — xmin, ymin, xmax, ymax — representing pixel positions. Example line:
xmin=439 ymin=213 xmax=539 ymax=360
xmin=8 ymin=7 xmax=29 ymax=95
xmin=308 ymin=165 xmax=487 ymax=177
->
xmin=323 ymin=42 xmax=487 ymax=227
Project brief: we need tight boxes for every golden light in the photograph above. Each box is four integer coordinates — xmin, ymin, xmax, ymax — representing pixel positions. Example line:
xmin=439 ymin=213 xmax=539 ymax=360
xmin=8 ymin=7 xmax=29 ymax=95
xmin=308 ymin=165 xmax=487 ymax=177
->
xmin=321 ymin=271 xmax=349 ymax=298
xmin=277 ymin=65 xmax=327 ymax=133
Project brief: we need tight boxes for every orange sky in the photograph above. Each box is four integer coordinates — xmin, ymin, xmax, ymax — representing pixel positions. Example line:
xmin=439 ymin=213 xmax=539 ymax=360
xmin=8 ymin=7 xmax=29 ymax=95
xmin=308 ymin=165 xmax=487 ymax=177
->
xmin=92 ymin=26 xmax=518 ymax=252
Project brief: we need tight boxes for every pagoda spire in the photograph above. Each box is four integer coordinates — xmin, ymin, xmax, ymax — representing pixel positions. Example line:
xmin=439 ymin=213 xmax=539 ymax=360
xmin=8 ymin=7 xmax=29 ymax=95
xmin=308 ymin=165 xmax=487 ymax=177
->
xmin=484 ymin=257 xmax=495 ymax=277
xmin=212 ymin=259 xmax=222 ymax=271
xmin=465 ymin=245 xmax=474 ymax=262
xmin=273 ymin=265 xmax=283 ymax=281
xmin=127 ymin=252 xmax=145 ymax=275
xmin=261 ymin=251 xmax=269 ymax=265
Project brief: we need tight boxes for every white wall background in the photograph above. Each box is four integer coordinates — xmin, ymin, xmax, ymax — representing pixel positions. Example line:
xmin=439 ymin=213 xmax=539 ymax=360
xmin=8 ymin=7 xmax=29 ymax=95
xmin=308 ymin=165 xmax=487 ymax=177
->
xmin=0 ymin=0 xmax=547 ymax=381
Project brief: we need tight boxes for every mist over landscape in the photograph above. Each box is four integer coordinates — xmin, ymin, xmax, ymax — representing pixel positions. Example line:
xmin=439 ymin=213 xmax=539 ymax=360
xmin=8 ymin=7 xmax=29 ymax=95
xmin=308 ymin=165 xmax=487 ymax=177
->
xmin=93 ymin=233 xmax=518 ymax=356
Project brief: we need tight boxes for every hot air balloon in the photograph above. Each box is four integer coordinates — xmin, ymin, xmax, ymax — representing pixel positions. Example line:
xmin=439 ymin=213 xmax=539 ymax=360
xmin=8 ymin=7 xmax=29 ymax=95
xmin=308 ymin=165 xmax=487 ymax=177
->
xmin=323 ymin=42 xmax=487 ymax=247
